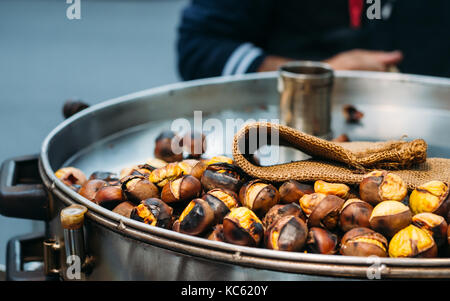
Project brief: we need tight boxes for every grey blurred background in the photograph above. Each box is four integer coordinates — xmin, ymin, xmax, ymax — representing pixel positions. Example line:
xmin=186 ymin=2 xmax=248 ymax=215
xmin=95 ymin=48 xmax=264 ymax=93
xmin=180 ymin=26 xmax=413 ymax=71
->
xmin=0 ymin=0 xmax=188 ymax=268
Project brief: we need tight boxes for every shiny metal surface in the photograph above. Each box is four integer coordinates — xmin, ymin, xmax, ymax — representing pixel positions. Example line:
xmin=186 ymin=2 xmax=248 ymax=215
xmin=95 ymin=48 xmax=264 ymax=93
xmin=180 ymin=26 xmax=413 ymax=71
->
xmin=39 ymin=71 xmax=450 ymax=279
xmin=279 ymin=61 xmax=334 ymax=139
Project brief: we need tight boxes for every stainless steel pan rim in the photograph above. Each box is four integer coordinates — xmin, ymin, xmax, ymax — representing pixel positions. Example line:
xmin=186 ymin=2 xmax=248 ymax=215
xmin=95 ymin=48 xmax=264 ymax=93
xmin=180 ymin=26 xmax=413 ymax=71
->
xmin=39 ymin=71 xmax=450 ymax=275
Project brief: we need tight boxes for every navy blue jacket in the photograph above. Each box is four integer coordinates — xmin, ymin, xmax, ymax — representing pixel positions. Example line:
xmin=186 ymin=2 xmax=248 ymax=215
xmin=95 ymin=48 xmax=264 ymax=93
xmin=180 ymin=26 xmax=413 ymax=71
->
xmin=177 ymin=0 xmax=450 ymax=80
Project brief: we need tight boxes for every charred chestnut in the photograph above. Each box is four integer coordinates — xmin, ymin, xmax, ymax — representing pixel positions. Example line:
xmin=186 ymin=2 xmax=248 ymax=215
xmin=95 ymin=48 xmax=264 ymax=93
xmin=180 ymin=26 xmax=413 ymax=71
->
xmin=131 ymin=198 xmax=173 ymax=229
xmin=203 ymin=188 xmax=240 ymax=210
xmin=369 ymin=201 xmax=412 ymax=238
xmin=182 ymin=131 xmax=206 ymax=159
xmin=314 ymin=180 xmax=350 ymax=199
xmin=112 ymin=201 xmax=135 ymax=218
xmin=94 ymin=186 xmax=125 ymax=210
xmin=177 ymin=159 xmax=208 ymax=180
xmin=279 ymin=180 xmax=314 ymax=204
xmin=172 ymin=198 xmax=215 ymax=236
xmin=239 ymin=179 xmax=280 ymax=216
xmin=412 ymin=212 xmax=448 ymax=247
xmin=305 ymin=227 xmax=338 ymax=255
xmin=262 ymin=203 xmax=305 ymax=229
xmin=62 ymin=99 xmax=89 ymax=119
xmin=299 ymin=193 xmax=327 ymax=217
xmin=203 ymin=189 xmax=239 ymax=224
xmin=342 ymin=104 xmax=364 ymax=123
xmin=149 ymin=163 xmax=183 ymax=188
xmin=388 ymin=225 xmax=438 ymax=258
xmin=55 ymin=167 xmax=87 ymax=189
xmin=201 ymin=163 xmax=245 ymax=193
xmin=88 ymin=171 xmax=120 ymax=185
xmin=339 ymin=198 xmax=373 ymax=232
xmin=307 ymin=195 xmax=345 ymax=231
xmin=265 ymin=216 xmax=308 ymax=252
xmin=154 ymin=130 xmax=183 ymax=163
xmin=340 ymin=227 xmax=388 ymax=257
xmin=223 ymin=207 xmax=264 ymax=247
xmin=207 ymin=224 xmax=225 ymax=242
xmin=78 ymin=179 xmax=108 ymax=201
xmin=409 ymin=181 xmax=449 ymax=217
xmin=121 ymin=175 xmax=159 ymax=204
xmin=359 ymin=170 xmax=407 ymax=206
xmin=161 ymin=175 xmax=202 ymax=204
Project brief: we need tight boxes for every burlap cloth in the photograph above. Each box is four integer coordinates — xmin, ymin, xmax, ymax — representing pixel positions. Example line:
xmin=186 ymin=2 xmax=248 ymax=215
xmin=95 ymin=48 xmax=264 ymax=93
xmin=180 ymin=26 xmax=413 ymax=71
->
xmin=232 ymin=122 xmax=450 ymax=190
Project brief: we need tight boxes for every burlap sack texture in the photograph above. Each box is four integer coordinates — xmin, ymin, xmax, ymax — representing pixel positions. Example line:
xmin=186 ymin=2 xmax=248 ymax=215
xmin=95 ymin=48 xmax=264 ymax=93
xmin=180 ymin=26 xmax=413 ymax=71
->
xmin=232 ymin=122 xmax=450 ymax=190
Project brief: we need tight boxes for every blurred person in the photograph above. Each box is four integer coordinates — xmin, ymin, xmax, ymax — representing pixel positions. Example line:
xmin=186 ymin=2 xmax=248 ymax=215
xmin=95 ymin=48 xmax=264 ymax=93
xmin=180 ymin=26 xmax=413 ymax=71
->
xmin=177 ymin=0 xmax=450 ymax=80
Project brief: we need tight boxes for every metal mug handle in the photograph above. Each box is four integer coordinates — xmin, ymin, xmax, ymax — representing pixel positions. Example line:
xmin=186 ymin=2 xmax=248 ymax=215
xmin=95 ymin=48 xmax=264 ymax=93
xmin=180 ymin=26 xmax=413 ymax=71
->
xmin=0 ymin=154 xmax=49 ymax=221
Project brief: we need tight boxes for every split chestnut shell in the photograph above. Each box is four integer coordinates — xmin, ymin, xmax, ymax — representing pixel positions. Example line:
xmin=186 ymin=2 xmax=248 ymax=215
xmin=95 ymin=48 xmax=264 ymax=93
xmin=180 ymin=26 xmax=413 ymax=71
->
xmin=172 ymin=198 xmax=215 ymax=236
xmin=265 ymin=216 xmax=308 ymax=252
xmin=388 ymin=225 xmax=438 ymax=258
xmin=239 ymin=179 xmax=280 ymax=216
xmin=223 ymin=207 xmax=264 ymax=247
xmin=130 ymin=198 xmax=173 ymax=229
xmin=340 ymin=227 xmax=388 ymax=257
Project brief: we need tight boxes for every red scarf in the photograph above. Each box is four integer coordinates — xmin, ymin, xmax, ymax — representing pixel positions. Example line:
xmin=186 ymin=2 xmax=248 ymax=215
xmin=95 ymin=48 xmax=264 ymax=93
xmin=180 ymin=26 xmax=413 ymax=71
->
xmin=349 ymin=0 xmax=364 ymax=28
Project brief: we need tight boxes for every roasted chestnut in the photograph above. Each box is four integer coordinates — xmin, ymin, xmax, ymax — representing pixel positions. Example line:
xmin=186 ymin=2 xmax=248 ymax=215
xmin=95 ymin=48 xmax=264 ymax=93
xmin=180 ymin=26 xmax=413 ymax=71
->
xmin=299 ymin=193 xmax=327 ymax=217
xmin=409 ymin=181 xmax=449 ymax=217
xmin=161 ymin=175 xmax=202 ymax=204
xmin=278 ymin=180 xmax=314 ymax=204
xmin=332 ymin=134 xmax=350 ymax=142
xmin=62 ymin=99 xmax=89 ymax=119
xmin=149 ymin=163 xmax=183 ymax=188
xmin=203 ymin=189 xmax=239 ymax=224
xmin=177 ymin=159 xmax=208 ymax=180
xmin=78 ymin=179 xmax=108 ymax=201
xmin=112 ymin=201 xmax=135 ymax=218
xmin=339 ymin=198 xmax=373 ymax=232
xmin=203 ymin=188 xmax=240 ymax=210
xmin=359 ymin=170 xmax=407 ymax=206
xmin=201 ymin=163 xmax=245 ymax=193
xmin=154 ymin=130 xmax=183 ymax=163
xmin=262 ymin=203 xmax=305 ymax=229
xmin=342 ymin=104 xmax=364 ymax=123
xmin=388 ymin=225 xmax=438 ymax=258
xmin=94 ymin=186 xmax=125 ymax=210
xmin=130 ymin=198 xmax=173 ymax=229
xmin=239 ymin=179 xmax=280 ymax=216
xmin=305 ymin=227 xmax=338 ymax=255
xmin=265 ymin=216 xmax=308 ymax=252
xmin=223 ymin=207 xmax=264 ymax=247
xmin=172 ymin=198 xmax=215 ymax=236
xmin=145 ymin=158 xmax=168 ymax=169
xmin=120 ymin=175 xmax=159 ymax=204
xmin=55 ymin=167 xmax=87 ymax=189
xmin=369 ymin=201 xmax=412 ymax=238
xmin=88 ymin=171 xmax=120 ymax=185
xmin=412 ymin=212 xmax=448 ymax=247
xmin=207 ymin=224 xmax=225 ymax=242
xmin=307 ymin=195 xmax=345 ymax=231
xmin=314 ymin=180 xmax=350 ymax=199
xmin=340 ymin=227 xmax=388 ymax=257
xmin=182 ymin=131 xmax=206 ymax=159
xmin=206 ymin=156 xmax=233 ymax=165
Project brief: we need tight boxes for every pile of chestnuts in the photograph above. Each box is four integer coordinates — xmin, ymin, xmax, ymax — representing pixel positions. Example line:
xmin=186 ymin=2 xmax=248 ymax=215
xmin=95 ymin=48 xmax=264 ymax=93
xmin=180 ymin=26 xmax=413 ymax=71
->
xmin=55 ymin=129 xmax=450 ymax=258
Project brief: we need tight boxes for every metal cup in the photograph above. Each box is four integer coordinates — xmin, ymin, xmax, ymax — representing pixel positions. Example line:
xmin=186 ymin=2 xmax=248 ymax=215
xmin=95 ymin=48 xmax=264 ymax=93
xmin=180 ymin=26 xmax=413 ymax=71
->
xmin=278 ymin=61 xmax=334 ymax=139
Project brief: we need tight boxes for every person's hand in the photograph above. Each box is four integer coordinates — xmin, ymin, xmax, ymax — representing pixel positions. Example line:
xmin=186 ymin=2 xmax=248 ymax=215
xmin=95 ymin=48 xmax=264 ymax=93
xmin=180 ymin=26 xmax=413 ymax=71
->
xmin=323 ymin=49 xmax=403 ymax=72
xmin=257 ymin=55 xmax=292 ymax=72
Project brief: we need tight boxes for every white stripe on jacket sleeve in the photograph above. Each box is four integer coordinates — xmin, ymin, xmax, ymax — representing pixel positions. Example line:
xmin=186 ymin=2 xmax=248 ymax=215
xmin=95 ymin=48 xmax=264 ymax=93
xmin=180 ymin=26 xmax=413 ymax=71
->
xmin=234 ymin=47 xmax=263 ymax=75
xmin=222 ymin=42 xmax=255 ymax=76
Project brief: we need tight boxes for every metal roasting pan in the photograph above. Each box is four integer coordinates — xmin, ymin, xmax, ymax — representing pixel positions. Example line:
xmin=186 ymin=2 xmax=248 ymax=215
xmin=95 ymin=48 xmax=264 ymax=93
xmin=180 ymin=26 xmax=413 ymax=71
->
xmin=5 ymin=71 xmax=450 ymax=280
